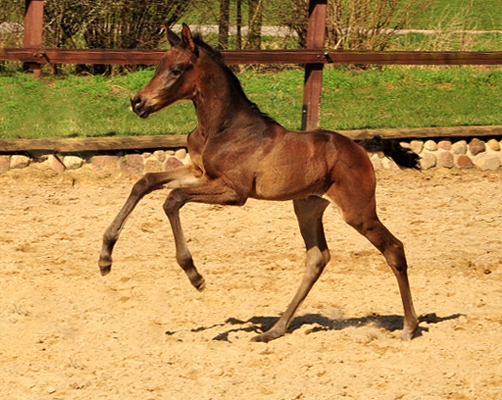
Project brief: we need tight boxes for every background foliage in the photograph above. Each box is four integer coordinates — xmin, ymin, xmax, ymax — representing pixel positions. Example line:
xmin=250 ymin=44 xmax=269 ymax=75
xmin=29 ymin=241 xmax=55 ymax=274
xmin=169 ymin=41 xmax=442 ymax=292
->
xmin=1 ymin=0 xmax=502 ymax=138
xmin=2 ymin=0 xmax=502 ymax=54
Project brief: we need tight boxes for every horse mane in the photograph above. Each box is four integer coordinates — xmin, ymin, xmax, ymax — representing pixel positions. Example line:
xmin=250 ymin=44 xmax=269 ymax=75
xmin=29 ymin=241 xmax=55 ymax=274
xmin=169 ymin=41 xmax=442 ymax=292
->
xmin=192 ymin=33 xmax=277 ymax=125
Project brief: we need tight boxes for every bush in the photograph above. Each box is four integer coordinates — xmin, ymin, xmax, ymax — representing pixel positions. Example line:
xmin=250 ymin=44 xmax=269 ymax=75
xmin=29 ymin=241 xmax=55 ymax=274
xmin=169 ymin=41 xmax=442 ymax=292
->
xmin=327 ymin=0 xmax=427 ymax=51
xmin=43 ymin=0 xmax=191 ymax=50
xmin=0 ymin=0 xmax=24 ymax=48
xmin=282 ymin=0 xmax=428 ymax=51
xmin=41 ymin=0 xmax=193 ymax=73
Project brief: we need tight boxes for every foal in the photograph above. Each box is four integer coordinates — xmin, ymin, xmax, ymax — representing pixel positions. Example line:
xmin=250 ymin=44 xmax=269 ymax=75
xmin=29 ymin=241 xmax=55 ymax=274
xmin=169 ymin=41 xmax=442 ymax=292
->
xmin=99 ymin=24 xmax=420 ymax=342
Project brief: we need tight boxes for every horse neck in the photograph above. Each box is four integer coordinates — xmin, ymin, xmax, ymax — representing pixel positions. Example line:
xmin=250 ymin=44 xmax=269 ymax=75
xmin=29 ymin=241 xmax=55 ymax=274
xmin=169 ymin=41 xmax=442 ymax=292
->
xmin=193 ymin=56 xmax=265 ymax=135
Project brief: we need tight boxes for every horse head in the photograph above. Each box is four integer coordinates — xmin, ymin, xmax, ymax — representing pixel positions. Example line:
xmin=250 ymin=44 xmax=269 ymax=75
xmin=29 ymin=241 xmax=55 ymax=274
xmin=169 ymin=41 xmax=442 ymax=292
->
xmin=131 ymin=24 xmax=199 ymax=119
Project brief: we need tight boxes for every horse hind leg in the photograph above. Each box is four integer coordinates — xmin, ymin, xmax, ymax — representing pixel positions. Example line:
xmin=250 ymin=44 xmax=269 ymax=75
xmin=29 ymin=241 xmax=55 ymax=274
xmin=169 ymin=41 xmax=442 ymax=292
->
xmin=359 ymin=218 xmax=418 ymax=340
xmin=252 ymin=196 xmax=330 ymax=342
xmin=330 ymin=187 xmax=419 ymax=340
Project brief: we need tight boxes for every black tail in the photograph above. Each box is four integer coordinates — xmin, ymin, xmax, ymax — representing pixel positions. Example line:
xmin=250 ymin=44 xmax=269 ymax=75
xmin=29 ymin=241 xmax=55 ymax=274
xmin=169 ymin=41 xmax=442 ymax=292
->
xmin=358 ymin=136 xmax=421 ymax=170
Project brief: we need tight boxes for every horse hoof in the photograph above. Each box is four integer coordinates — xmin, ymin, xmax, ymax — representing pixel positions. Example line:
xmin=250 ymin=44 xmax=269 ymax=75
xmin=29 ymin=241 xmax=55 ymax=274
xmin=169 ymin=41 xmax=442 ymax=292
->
xmin=193 ymin=277 xmax=206 ymax=292
xmin=251 ymin=329 xmax=284 ymax=343
xmin=98 ymin=258 xmax=112 ymax=276
xmin=100 ymin=265 xmax=111 ymax=276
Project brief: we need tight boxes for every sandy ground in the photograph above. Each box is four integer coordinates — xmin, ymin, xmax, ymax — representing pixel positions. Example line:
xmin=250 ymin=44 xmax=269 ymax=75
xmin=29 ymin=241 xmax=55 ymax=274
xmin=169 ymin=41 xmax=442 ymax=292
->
xmin=1 ymin=164 xmax=502 ymax=400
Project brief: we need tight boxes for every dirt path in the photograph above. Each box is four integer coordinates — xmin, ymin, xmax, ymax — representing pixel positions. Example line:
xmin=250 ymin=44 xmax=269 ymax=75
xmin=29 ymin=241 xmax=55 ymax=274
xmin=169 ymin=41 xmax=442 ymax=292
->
xmin=1 ymin=165 xmax=501 ymax=400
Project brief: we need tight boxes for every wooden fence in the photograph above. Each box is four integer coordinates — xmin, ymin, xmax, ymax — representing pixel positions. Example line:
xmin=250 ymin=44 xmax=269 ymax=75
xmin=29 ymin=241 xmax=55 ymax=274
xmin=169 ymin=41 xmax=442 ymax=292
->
xmin=1 ymin=125 xmax=502 ymax=154
xmin=2 ymin=0 xmax=502 ymax=152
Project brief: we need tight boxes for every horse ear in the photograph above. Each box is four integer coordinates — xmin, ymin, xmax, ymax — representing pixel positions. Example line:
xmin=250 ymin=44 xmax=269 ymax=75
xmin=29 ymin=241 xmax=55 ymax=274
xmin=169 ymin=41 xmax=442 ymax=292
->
xmin=181 ymin=23 xmax=198 ymax=56
xmin=166 ymin=26 xmax=181 ymax=47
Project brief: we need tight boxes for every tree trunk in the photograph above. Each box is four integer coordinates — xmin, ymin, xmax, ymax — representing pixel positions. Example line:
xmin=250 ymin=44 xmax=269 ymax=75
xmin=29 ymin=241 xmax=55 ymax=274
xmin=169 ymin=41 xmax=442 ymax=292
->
xmin=218 ymin=0 xmax=230 ymax=49
xmin=246 ymin=0 xmax=262 ymax=49
xmin=236 ymin=0 xmax=242 ymax=49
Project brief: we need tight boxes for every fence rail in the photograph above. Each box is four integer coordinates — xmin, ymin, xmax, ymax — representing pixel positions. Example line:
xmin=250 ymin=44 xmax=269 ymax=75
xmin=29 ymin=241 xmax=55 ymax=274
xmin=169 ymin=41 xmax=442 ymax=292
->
xmin=2 ymin=126 xmax=502 ymax=154
xmin=3 ymin=47 xmax=502 ymax=66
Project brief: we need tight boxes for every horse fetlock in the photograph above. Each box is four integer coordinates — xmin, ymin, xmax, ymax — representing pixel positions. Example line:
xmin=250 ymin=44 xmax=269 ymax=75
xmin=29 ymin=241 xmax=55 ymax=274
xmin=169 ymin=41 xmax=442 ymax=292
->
xmin=186 ymin=272 xmax=205 ymax=291
xmin=400 ymin=319 xmax=419 ymax=341
xmin=184 ymin=266 xmax=205 ymax=291
xmin=193 ymin=276 xmax=206 ymax=292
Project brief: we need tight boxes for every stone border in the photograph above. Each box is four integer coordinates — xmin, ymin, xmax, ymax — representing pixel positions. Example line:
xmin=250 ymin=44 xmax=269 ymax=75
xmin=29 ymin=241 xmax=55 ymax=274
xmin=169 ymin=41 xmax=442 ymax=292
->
xmin=371 ymin=138 xmax=502 ymax=171
xmin=1 ymin=138 xmax=502 ymax=175
xmin=0 ymin=149 xmax=189 ymax=175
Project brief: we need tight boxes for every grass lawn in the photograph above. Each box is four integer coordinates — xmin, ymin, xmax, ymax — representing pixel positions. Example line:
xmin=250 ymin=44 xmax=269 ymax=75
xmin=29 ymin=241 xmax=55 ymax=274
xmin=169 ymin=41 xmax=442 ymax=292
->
xmin=408 ymin=0 xmax=502 ymax=31
xmin=2 ymin=66 xmax=502 ymax=140
xmin=320 ymin=66 xmax=502 ymax=130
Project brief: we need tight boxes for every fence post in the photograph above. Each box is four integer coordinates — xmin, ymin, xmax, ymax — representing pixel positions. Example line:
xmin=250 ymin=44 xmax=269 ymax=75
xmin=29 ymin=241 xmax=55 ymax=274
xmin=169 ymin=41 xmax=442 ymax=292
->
xmin=23 ymin=0 xmax=44 ymax=77
xmin=301 ymin=0 xmax=327 ymax=131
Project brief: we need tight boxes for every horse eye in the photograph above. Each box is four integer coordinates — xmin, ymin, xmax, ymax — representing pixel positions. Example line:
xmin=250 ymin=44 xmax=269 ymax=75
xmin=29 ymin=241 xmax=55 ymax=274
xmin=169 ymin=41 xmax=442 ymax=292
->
xmin=171 ymin=64 xmax=184 ymax=77
xmin=170 ymin=62 xmax=186 ymax=77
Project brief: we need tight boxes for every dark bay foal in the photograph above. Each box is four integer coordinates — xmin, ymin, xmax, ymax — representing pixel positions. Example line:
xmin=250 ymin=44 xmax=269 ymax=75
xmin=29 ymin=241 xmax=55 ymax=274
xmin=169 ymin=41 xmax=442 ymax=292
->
xmin=99 ymin=24 xmax=420 ymax=342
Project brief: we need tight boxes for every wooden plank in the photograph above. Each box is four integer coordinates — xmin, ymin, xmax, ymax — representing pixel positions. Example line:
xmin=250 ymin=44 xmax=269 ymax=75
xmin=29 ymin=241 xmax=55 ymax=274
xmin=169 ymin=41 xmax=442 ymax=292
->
xmin=0 ymin=135 xmax=188 ymax=153
xmin=39 ymin=49 xmax=166 ymax=65
xmin=0 ymin=48 xmax=327 ymax=65
xmin=326 ymin=51 xmax=502 ymax=65
xmin=340 ymin=125 xmax=502 ymax=141
xmin=4 ymin=48 xmax=502 ymax=66
xmin=305 ymin=0 xmax=327 ymax=49
xmin=2 ymin=126 xmax=501 ymax=154
xmin=302 ymin=0 xmax=327 ymax=131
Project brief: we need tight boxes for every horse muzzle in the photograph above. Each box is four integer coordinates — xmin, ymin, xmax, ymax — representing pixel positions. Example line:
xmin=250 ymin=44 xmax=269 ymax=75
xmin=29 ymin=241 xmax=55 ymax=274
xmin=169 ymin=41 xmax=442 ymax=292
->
xmin=130 ymin=95 xmax=153 ymax=119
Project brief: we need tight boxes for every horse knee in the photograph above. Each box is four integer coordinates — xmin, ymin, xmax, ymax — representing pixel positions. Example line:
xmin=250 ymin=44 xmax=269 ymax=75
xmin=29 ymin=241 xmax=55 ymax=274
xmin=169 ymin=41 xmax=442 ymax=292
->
xmin=344 ymin=215 xmax=375 ymax=240
xmin=372 ymin=229 xmax=407 ymax=273
xmin=163 ymin=191 xmax=184 ymax=215
xmin=131 ymin=173 xmax=156 ymax=197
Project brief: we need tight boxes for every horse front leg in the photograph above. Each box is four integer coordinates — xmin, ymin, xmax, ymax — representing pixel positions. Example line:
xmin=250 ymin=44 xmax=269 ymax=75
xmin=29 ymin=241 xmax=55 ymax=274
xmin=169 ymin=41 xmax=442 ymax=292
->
xmin=162 ymin=180 xmax=246 ymax=291
xmin=98 ymin=166 xmax=201 ymax=276
xmin=252 ymin=196 xmax=330 ymax=342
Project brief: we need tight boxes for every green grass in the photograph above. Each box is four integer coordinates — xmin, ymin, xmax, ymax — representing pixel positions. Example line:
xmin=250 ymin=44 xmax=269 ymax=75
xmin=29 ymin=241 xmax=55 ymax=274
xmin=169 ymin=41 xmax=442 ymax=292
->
xmin=0 ymin=71 xmax=197 ymax=139
xmin=2 ymin=66 xmax=502 ymax=139
xmin=320 ymin=66 xmax=502 ymax=130
xmin=408 ymin=0 xmax=502 ymax=30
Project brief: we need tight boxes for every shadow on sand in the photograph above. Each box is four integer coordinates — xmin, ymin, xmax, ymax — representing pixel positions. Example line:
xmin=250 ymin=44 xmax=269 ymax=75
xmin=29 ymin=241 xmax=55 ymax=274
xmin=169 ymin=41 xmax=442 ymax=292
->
xmin=166 ymin=312 xmax=464 ymax=342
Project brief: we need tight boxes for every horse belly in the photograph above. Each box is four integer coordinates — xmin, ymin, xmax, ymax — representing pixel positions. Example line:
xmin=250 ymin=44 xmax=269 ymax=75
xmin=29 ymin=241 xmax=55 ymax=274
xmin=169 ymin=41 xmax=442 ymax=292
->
xmin=252 ymin=159 xmax=329 ymax=201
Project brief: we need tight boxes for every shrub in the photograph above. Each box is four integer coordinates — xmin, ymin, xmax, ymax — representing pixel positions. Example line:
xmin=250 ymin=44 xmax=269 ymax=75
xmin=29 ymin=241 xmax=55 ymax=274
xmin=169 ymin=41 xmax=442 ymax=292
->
xmin=43 ymin=0 xmax=192 ymax=73
xmin=282 ymin=0 xmax=428 ymax=51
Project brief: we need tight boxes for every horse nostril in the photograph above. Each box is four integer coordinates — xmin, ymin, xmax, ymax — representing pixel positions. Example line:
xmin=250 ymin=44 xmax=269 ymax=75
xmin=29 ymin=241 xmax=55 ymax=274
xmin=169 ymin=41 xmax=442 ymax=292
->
xmin=131 ymin=96 xmax=143 ymax=111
